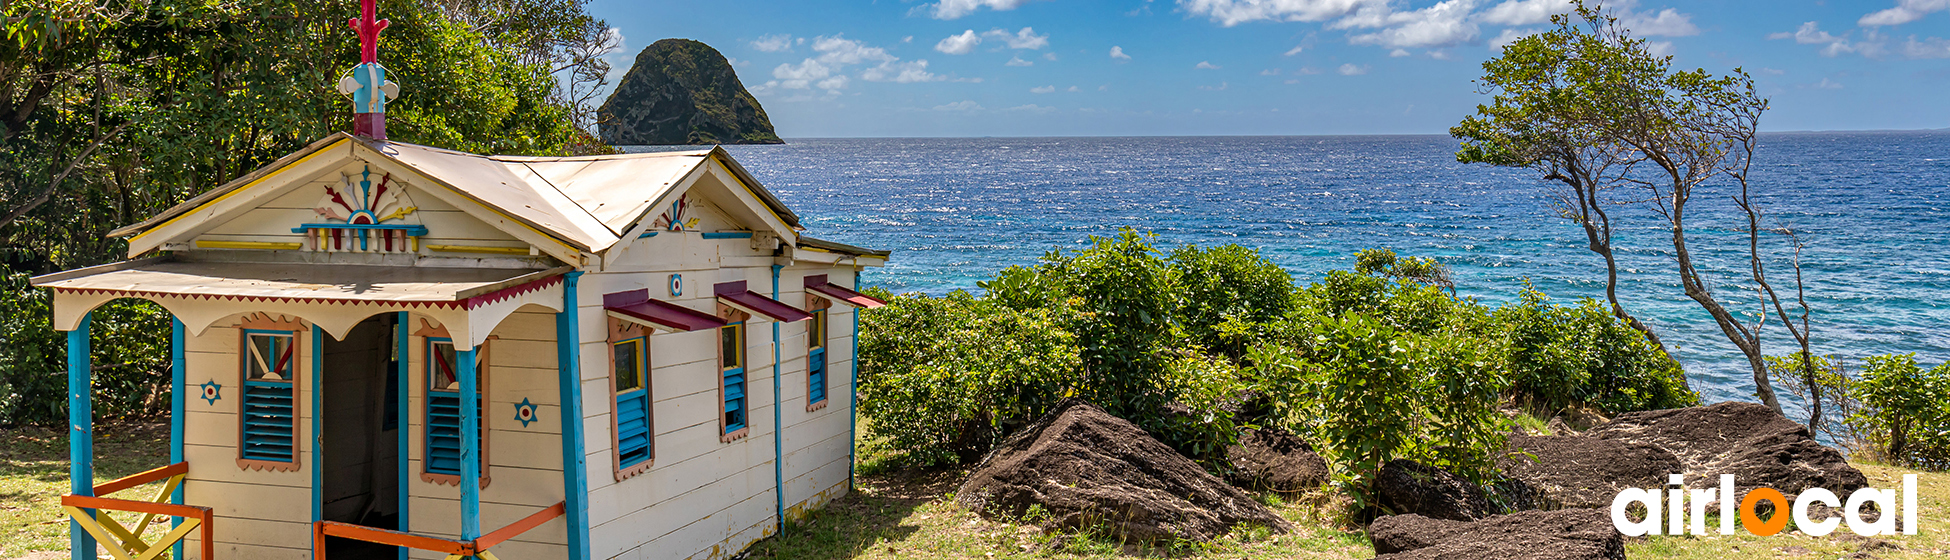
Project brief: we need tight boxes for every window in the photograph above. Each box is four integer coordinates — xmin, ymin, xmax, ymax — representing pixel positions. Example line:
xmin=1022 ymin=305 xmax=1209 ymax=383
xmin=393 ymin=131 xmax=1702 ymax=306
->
xmin=807 ymin=308 xmax=828 ymax=409
xmin=424 ymin=338 xmax=487 ymax=485
xmin=612 ymin=334 xmax=653 ymax=477
xmin=721 ymin=322 xmax=747 ymax=437
xmin=240 ymin=329 xmax=299 ymax=468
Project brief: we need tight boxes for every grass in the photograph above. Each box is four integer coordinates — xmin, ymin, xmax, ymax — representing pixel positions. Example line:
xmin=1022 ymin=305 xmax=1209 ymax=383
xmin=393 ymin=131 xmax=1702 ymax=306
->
xmin=6 ymin=422 xmax=1950 ymax=559
xmin=1 ymin=421 xmax=173 ymax=560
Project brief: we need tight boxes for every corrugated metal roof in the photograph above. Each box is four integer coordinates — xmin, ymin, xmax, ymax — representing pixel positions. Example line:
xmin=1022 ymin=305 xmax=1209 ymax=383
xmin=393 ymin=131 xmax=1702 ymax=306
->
xmin=379 ymin=141 xmax=617 ymax=251
xmin=33 ymin=260 xmax=551 ymax=303
xmin=504 ymin=151 xmax=709 ymax=234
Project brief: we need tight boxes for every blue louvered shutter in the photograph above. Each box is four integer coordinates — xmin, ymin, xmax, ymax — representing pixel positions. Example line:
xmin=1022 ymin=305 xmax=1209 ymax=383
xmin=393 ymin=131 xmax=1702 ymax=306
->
xmin=722 ymin=323 xmax=746 ymax=433
xmin=613 ymin=337 xmax=652 ymax=469
xmin=425 ymin=340 xmax=483 ymax=477
xmin=241 ymin=331 xmax=298 ymax=463
xmin=808 ymin=309 xmax=827 ymax=405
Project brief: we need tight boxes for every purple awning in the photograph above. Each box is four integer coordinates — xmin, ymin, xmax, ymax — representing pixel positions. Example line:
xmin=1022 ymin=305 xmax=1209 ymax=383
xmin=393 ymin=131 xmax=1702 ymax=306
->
xmin=804 ymin=274 xmax=886 ymax=309
xmin=604 ymin=289 xmax=726 ymax=332
xmin=715 ymin=280 xmax=812 ymax=323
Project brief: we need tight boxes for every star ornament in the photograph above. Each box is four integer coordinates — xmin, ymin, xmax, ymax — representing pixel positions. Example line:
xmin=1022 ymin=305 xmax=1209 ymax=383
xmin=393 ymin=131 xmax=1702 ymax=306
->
xmin=514 ymin=398 xmax=541 ymax=427
xmin=199 ymin=379 xmax=223 ymax=405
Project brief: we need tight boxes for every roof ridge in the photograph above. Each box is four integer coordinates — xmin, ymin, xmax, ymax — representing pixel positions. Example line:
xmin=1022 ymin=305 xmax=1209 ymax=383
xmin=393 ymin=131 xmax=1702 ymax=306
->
xmin=509 ymin=160 xmax=617 ymax=237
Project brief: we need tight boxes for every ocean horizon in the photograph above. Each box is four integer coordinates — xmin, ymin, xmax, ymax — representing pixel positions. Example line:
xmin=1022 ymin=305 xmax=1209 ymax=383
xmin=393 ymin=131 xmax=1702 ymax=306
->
xmin=622 ymin=131 xmax=1950 ymax=410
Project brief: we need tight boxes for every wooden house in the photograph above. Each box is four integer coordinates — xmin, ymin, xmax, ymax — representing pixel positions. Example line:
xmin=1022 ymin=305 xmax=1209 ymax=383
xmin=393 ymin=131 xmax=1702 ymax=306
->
xmin=34 ymin=122 xmax=887 ymax=559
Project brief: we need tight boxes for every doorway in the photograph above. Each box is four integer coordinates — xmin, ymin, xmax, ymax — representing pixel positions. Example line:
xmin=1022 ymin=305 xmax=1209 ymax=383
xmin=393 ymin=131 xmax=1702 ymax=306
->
xmin=320 ymin=314 xmax=401 ymax=559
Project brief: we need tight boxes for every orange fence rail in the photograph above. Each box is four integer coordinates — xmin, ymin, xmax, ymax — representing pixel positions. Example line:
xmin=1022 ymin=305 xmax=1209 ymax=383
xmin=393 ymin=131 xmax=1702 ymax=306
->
xmin=315 ymin=501 xmax=566 ymax=560
xmin=61 ymin=462 xmax=213 ymax=560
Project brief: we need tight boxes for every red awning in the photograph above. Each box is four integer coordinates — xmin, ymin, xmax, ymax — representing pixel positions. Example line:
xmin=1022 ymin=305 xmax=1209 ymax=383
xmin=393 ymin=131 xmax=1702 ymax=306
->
xmin=604 ymin=289 xmax=726 ymax=332
xmin=804 ymin=274 xmax=886 ymax=309
xmin=715 ymin=280 xmax=812 ymax=322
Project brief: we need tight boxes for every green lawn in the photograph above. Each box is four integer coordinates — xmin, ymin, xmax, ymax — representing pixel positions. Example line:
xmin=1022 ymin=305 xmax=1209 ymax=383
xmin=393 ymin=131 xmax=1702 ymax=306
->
xmin=6 ymin=423 xmax=1949 ymax=559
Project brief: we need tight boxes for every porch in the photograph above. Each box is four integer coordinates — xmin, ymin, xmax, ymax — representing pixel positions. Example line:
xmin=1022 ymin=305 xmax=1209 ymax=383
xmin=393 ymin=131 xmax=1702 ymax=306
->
xmin=31 ymin=258 xmax=593 ymax=560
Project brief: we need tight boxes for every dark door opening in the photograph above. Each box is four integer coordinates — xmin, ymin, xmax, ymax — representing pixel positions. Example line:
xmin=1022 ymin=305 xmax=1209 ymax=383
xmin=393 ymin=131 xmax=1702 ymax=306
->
xmin=321 ymin=314 xmax=401 ymax=560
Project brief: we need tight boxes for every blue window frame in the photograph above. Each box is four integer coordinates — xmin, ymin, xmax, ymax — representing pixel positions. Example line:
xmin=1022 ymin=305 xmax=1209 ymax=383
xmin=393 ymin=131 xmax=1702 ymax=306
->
xmin=721 ymin=322 xmax=747 ymax=435
xmin=424 ymin=338 xmax=485 ymax=479
xmin=807 ymin=309 xmax=828 ymax=407
xmin=241 ymin=329 xmax=298 ymax=464
xmin=613 ymin=336 xmax=652 ymax=471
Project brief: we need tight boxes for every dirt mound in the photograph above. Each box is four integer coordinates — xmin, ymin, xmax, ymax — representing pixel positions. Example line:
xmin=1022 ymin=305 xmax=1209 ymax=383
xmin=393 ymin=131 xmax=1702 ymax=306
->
xmin=1374 ymin=459 xmax=1493 ymax=521
xmin=955 ymin=400 xmax=1290 ymax=542
xmin=1371 ymin=508 xmax=1624 ymax=560
xmin=1587 ymin=401 xmax=1868 ymax=495
xmin=1225 ymin=428 xmax=1329 ymax=493
xmin=1499 ymin=432 xmax=1685 ymax=509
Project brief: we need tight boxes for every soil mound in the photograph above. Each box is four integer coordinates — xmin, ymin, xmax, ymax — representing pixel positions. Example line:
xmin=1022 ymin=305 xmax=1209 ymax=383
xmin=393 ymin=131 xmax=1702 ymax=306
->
xmin=1371 ymin=508 xmax=1624 ymax=560
xmin=955 ymin=400 xmax=1290 ymax=541
xmin=1225 ymin=428 xmax=1329 ymax=493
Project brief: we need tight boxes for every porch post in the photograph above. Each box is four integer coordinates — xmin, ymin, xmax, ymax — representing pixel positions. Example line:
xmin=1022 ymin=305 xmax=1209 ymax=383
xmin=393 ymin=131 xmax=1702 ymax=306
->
xmin=458 ymin=346 xmax=481 ymax=550
xmin=311 ymin=325 xmax=325 ymax=551
xmin=556 ymin=272 xmax=589 ymax=560
xmin=849 ymin=307 xmax=860 ymax=492
xmin=171 ymin=317 xmax=186 ymax=560
xmin=68 ymin=313 xmax=94 ymax=560
xmin=770 ymin=265 xmax=784 ymax=529
xmin=395 ymin=312 xmax=412 ymax=560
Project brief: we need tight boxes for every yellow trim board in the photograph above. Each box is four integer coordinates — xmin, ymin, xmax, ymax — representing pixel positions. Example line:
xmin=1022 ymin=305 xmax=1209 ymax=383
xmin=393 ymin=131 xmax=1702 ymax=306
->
xmin=130 ymin=138 xmax=350 ymax=245
xmin=195 ymin=240 xmax=304 ymax=250
xmin=427 ymin=244 xmax=532 ymax=255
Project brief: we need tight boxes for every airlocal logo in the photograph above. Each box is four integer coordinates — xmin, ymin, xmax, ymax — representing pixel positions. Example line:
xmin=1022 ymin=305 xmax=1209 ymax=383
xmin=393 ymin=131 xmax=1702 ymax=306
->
xmin=1611 ymin=474 xmax=1918 ymax=537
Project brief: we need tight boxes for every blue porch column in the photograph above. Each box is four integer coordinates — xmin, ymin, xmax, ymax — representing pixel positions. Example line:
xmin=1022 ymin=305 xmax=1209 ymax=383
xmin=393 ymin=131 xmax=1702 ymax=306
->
xmin=68 ymin=313 xmax=94 ymax=560
xmin=458 ymin=346 xmax=481 ymax=550
xmin=556 ymin=272 xmax=589 ymax=559
xmin=396 ymin=312 xmax=412 ymax=560
xmin=770 ymin=265 xmax=785 ymax=529
xmin=170 ymin=317 xmax=186 ymax=560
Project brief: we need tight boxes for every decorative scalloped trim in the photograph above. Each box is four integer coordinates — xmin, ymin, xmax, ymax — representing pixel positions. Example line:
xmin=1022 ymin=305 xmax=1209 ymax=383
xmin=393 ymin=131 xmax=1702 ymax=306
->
xmin=806 ymin=399 xmax=829 ymax=413
xmin=411 ymin=317 xmax=450 ymax=339
xmin=237 ymin=312 xmax=309 ymax=331
xmin=615 ymin=460 xmax=654 ymax=482
xmin=237 ymin=458 xmax=300 ymax=472
xmin=420 ymin=472 xmax=491 ymax=488
xmin=721 ymin=427 xmax=750 ymax=443
xmin=54 ymin=287 xmax=465 ymax=308
xmin=461 ymin=274 xmax=563 ymax=310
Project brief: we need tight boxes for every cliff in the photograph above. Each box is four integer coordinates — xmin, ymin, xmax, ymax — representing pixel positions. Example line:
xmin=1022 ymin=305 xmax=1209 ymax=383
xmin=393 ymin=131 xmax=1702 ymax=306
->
xmin=598 ymin=39 xmax=782 ymax=145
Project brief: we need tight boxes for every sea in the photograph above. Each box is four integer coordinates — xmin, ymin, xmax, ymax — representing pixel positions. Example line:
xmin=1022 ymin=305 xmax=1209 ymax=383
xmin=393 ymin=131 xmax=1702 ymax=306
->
xmin=625 ymin=132 xmax=1950 ymax=408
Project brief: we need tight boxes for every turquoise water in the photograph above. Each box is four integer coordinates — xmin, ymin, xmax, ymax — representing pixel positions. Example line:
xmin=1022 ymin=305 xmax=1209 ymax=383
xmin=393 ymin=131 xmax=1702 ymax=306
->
xmin=632 ymin=132 xmax=1950 ymax=406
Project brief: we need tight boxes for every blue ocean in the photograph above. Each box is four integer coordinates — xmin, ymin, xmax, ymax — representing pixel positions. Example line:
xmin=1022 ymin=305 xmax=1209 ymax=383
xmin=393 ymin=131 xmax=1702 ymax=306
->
xmin=633 ymin=132 xmax=1950 ymax=407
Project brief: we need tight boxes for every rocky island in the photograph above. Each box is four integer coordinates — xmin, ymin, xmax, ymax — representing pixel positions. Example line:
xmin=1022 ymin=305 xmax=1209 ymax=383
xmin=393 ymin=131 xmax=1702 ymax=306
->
xmin=599 ymin=38 xmax=782 ymax=145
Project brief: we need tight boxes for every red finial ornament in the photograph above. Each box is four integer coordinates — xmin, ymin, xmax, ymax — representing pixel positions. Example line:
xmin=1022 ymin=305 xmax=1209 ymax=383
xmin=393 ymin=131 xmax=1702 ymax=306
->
xmin=349 ymin=0 xmax=389 ymax=64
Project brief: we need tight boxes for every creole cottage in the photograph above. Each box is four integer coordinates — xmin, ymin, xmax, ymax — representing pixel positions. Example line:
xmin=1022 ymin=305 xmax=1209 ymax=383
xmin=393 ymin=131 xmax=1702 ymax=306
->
xmin=31 ymin=3 xmax=887 ymax=559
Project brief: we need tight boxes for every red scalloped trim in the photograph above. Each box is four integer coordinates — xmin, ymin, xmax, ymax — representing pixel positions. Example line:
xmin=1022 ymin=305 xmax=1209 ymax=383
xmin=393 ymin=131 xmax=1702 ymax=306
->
xmin=53 ymin=287 xmax=464 ymax=308
xmin=462 ymin=275 xmax=563 ymax=310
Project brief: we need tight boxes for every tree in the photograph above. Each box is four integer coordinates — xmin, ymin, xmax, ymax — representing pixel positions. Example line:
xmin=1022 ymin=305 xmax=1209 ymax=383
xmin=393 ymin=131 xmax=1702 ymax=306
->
xmin=1451 ymin=2 xmax=1676 ymax=376
xmin=1457 ymin=2 xmax=1793 ymax=414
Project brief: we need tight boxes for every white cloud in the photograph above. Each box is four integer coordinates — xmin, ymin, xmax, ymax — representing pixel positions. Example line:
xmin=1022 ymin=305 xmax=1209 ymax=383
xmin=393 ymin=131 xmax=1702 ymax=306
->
xmin=1389 ymin=48 xmax=1410 ymax=56
xmin=1622 ymin=8 xmax=1699 ymax=37
xmin=815 ymin=76 xmax=850 ymax=90
xmin=933 ymin=100 xmax=984 ymax=111
xmin=1007 ymin=55 xmax=1035 ymax=66
xmin=1860 ymin=0 xmax=1950 ymax=27
xmin=1284 ymin=44 xmax=1306 ymax=56
xmin=773 ymin=59 xmax=833 ymax=89
xmin=861 ymin=60 xmax=941 ymax=83
xmin=926 ymin=0 xmax=1042 ymax=20
xmin=984 ymin=27 xmax=1051 ymax=49
xmin=752 ymin=34 xmax=794 ymax=52
xmin=1338 ymin=63 xmax=1369 ymax=75
xmin=1478 ymin=0 xmax=1572 ymax=26
xmin=1199 ymin=81 xmax=1231 ymax=90
xmin=1644 ymin=41 xmax=1674 ymax=56
xmin=1489 ymin=27 xmax=1539 ymax=47
xmin=1066 ymin=86 xmax=1081 ymax=92
xmin=1003 ymin=104 xmax=1057 ymax=114
xmin=1903 ymin=35 xmax=1950 ymax=57
xmin=1770 ymin=21 xmax=1845 ymax=44
xmin=903 ymin=36 xmax=915 ymax=43
xmin=1196 ymin=60 xmax=1223 ymax=69
xmin=1179 ymin=0 xmax=1387 ymax=27
xmin=1110 ymin=46 xmax=1132 ymax=60
xmin=936 ymin=30 xmax=982 ymax=54
xmin=812 ymin=35 xmax=897 ymax=65
xmin=1805 ymin=78 xmax=1844 ymax=89
xmin=1297 ymin=66 xmax=1323 ymax=74
xmin=1341 ymin=0 xmax=1480 ymax=49
xmin=1031 ymin=85 xmax=1057 ymax=93
xmin=1260 ymin=68 xmax=1281 ymax=75
xmin=1044 ymin=52 xmax=1059 ymax=60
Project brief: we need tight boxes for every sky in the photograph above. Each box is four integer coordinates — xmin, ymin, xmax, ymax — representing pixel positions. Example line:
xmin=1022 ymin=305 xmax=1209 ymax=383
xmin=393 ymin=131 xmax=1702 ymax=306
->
xmin=583 ymin=0 xmax=1950 ymax=137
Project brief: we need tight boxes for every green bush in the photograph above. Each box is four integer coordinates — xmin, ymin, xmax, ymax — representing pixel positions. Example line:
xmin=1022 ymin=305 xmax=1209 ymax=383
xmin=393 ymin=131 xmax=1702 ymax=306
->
xmin=1846 ymin=354 xmax=1950 ymax=469
xmin=1493 ymin=288 xmax=1695 ymax=413
xmin=1167 ymin=244 xmax=1295 ymax=359
xmin=0 ymin=273 xmax=172 ymax=426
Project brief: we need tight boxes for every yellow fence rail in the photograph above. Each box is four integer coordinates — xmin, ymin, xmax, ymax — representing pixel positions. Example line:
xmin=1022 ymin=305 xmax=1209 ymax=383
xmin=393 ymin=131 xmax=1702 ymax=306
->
xmin=62 ymin=462 xmax=214 ymax=560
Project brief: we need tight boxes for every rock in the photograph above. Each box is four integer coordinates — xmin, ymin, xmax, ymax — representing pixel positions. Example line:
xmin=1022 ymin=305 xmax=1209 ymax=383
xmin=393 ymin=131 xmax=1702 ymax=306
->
xmin=955 ymin=400 xmax=1290 ymax=542
xmin=1587 ymin=401 xmax=1868 ymax=497
xmin=1499 ymin=432 xmax=1684 ymax=509
xmin=598 ymin=39 xmax=782 ymax=145
xmin=1545 ymin=416 xmax=1577 ymax=436
xmin=1225 ymin=428 xmax=1329 ymax=493
xmin=1370 ymin=508 xmax=1625 ymax=560
xmin=1374 ymin=459 xmax=1493 ymax=521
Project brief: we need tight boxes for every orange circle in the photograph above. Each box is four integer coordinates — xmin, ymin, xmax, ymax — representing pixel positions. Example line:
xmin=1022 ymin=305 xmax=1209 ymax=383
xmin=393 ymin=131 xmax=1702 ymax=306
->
xmin=1740 ymin=488 xmax=1790 ymax=536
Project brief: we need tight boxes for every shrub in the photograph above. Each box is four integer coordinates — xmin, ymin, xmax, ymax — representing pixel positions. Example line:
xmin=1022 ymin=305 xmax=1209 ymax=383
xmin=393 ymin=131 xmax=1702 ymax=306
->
xmin=1846 ymin=354 xmax=1950 ymax=469
xmin=1492 ymin=288 xmax=1695 ymax=413
xmin=0 ymin=273 xmax=172 ymax=426
xmin=856 ymin=290 xmax=1079 ymax=467
xmin=1766 ymin=352 xmax=1858 ymax=444
xmin=1167 ymin=244 xmax=1295 ymax=358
